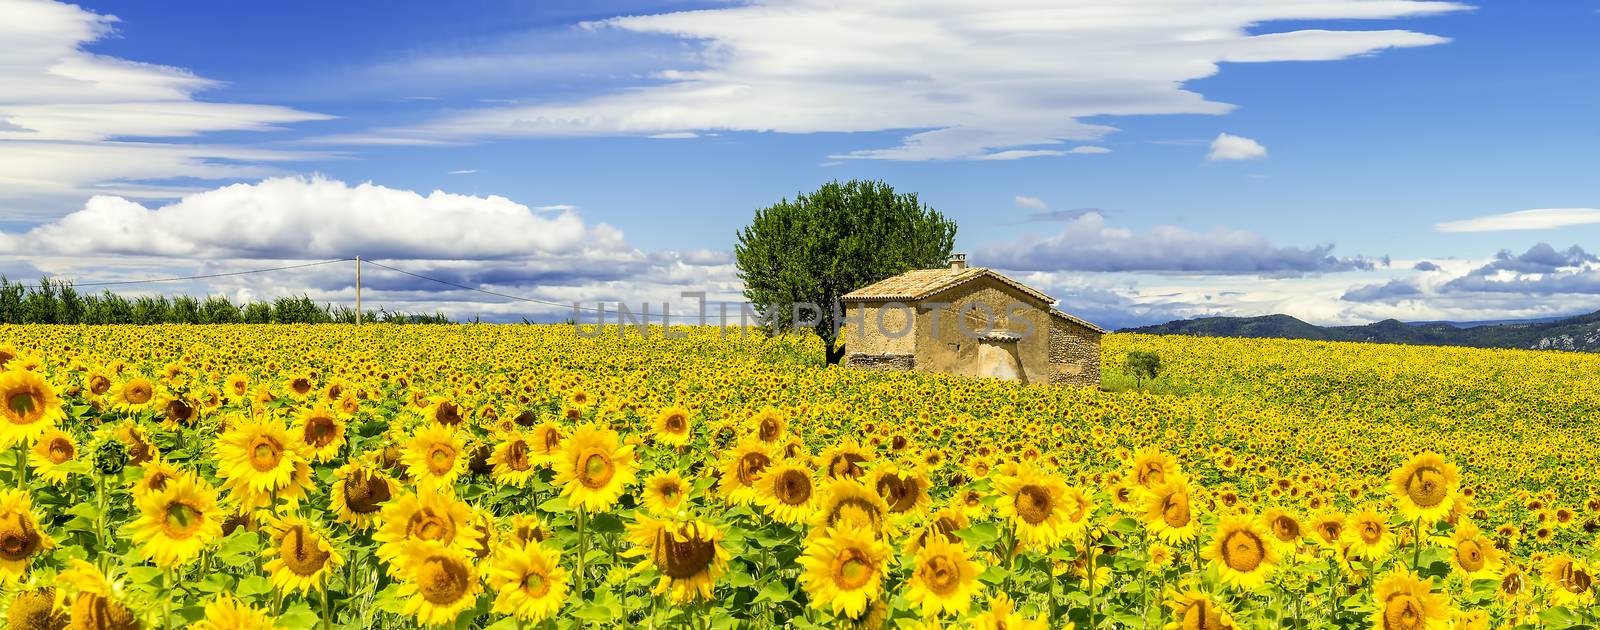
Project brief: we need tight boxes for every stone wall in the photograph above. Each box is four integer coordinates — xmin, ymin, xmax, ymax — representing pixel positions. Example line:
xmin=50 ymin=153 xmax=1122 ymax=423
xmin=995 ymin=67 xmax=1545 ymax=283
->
xmin=845 ymin=353 xmax=915 ymax=371
xmin=914 ymin=277 xmax=1054 ymax=384
xmin=1049 ymin=317 xmax=1102 ymax=387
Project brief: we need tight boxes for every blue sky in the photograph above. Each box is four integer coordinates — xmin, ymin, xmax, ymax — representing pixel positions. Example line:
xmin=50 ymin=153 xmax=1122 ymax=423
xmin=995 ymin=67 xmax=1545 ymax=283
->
xmin=0 ymin=0 xmax=1596 ymax=328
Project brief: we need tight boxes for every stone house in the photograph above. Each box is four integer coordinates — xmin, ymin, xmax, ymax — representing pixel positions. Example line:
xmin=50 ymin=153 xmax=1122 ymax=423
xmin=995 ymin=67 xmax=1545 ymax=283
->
xmin=840 ymin=254 xmax=1106 ymax=386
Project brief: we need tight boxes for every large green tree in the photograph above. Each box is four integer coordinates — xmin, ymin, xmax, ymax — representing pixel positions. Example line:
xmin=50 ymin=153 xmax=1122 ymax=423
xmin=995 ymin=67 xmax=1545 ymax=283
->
xmin=735 ymin=180 xmax=957 ymax=364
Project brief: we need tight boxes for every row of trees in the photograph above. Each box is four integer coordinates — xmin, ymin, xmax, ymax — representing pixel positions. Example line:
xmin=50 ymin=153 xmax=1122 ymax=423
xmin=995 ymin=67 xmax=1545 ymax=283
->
xmin=0 ymin=276 xmax=449 ymax=325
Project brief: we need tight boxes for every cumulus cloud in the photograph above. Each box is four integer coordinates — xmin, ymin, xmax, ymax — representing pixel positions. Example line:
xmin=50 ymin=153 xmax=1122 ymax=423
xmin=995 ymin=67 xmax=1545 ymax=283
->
xmin=1413 ymin=261 xmax=1441 ymax=271
xmin=1206 ymin=133 xmax=1268 ymax=161
xmin=1438 ymin=244 xmax=1600 ymax=295
xmin=979 ymin=211 xmax=1374 ymax=274
xmin=1340 ymin=279 xmax=1423 ymax=302
xmin=0 ymin=0 xmax=328 ymax=205
xmin=1435 ymin=208 xmax=1600 ymax=232
xmin=325 ymin=0 xmax=1461 ymax=160
xmin=1013 ymin=195 xmax=1048 ymax=211
xmin=1 ymin=176 xmax=624 ymax=260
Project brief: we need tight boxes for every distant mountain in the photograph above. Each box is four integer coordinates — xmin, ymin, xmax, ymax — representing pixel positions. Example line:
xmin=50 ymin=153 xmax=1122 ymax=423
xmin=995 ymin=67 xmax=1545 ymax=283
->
xmin=1122 ymin=310 xmax=1600 ymax=352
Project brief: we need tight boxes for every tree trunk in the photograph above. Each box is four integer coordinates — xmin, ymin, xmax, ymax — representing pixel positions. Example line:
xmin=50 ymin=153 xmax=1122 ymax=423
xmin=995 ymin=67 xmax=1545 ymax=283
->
xmin=825 ymin=342 xmax=847 ymax=365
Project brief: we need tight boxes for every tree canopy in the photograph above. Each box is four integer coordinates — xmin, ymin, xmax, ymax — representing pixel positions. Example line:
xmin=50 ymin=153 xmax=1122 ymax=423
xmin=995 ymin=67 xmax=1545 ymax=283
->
xmin=734 ymin=179 xmax=957 ymax=364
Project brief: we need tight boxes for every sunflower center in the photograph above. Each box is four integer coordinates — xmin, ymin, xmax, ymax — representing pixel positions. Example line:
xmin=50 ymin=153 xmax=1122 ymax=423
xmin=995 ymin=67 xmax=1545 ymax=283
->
xmin=920 ymin=554 xmax=960 ymax=595
xmin=758 ymin=417 xmax=781 ymax=442
xmin=774 ymin=470 xmax=812 ymax=505
xmin=576 ymin=449 xmax=615 ymax=489
xmin=655 ymin=526 xmax=717 ymax=579
xmin=1359 ymin=521 xmax=1383 ymax=544
xmin=736 ymin=451 xmax=771 ymax=486
xmin=1015 ymin=485 xmax=1054 ymax=525
xmin=828 ymin=497 xmax=884 ymax=530
xmin=291 ymin=378 xmax=312 ymax=395
xmin=827 ymin=453 xmax=867 ymax=478
xmin=833 ymin=548 xmax=875 ymax=591
xmin=1382 ymin=593 xmax=1425 ymax=630
xmin=162 ymin=501 xmax=204 ymax=539
xmin=434 ymin=402 xmax=462 ymax=426
xmin=46 ymin=437 xmax=74 ymax=464
xmin=279 ymin=525 xmax=332 ymax=576
xmin=655 ymin=481 xmax=681 ymax=501
xmin=516 ymin=523 xmax=546 ymax=544
xmin=0 ymin=513 xmax=42 ymax=561
xmin=247 ymin=436 xmax=284 ymax=472
xmin=514 ymin=411 xmax=537 ymax=427
xmin=1562 ymin=564 xmax=1593 ymax=594
xmin=520 ymin=571 xmax=551 ymax=597
xmin=1139 ymin=464 xmax=1165 ymax=487
xmin=416 ymin=556 xmax=472 ymax=605
xmin=6 ymin=389 xmax=41 ymax=423
xmin=344 ymin=470 xmax=391 ymax=513
xmin=125 ymin=382 xmax=153 ymax=404
xmin=165 ymin=399 xmax=194 ymax=423
xmin=875 ymin=474 xmax=920 ymax=514
xmin=1271 ymin=516 xmax=1300 ymax=542
xmin=407 ymin=508 xmax=456 ymax=543
xmin=1161 ymin=491 xmax=1191 ymax=528
xmin=505 ymin=440 xmax=531 ymax=471
xmin=427 ymin=445 xmax=456 ymax=475
xmin=1220 ymin=530 xmax=1265 ymax=573
xmin=1316 ymin=522 xmax=1342 ymax=543
xmin=663 ymin=414 xmax=686 ymax=434
xmin=1182 ymin=600 xmax=1227 ymax=630
xmin=539 ymin=429 xmax=562 ymax=453
xmin=89 ymin=375 xmax=112 ymax=395
xmin=1405 ymin=466 xmax=1448 ymax=508
xmin=303 ymin=416 xmax=337 ymax=447
xmin=1455 ymin=540 xmax=1484 ymax=572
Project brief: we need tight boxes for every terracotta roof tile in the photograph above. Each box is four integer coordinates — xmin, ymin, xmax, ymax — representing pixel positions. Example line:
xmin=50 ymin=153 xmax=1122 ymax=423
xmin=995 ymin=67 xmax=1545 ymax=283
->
xmin=841 ymin=266 xmax=1107 ymax=334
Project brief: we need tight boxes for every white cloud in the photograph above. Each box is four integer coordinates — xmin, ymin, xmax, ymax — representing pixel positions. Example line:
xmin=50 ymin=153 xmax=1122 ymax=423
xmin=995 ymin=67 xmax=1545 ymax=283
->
xmin=1013 ymin=195 xmax=1048 ymax=211
xmin=1205 ymin=133 xmax=1268 ymax=161
xmin=447 ymin=169 xmax=478 ymax=175
xmin=1068 ymin=146 xmax=1112 ymax=154
xmin=326 ymin=0 xmax=1461 ymax=160
xmin=1434 ymin=208 xmax=1600 ymax=232
xmin=1 ymin=176 xmax=624 ymax=260
xmin=0 ymin=0 xmax=328 ymax=204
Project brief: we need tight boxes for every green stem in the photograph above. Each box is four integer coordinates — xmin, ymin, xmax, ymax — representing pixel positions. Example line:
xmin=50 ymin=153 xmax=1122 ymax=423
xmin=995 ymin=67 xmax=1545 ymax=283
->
xmin=1086 ymin=530 xmax=1096 ymax=630
xmin=576 ymin=507 xmax=588 ymax=630
xmin=15 ymin=442 xmax=27 ymax=489
xmin=321 ymin=584 xmax=333 ymax=630
xmin=162 ymin=568 xmax=174 ymax=630
xmin=1412 ymin=518 xmax=1423 ymax=571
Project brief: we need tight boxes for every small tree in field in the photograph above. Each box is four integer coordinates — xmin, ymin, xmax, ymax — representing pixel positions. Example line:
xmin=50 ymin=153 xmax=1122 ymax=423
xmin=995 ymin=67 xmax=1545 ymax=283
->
xmin=1125 ymin=350 xmax=1162 ymax=388
xmin=735 ymin=180 xmax=957 ymax=364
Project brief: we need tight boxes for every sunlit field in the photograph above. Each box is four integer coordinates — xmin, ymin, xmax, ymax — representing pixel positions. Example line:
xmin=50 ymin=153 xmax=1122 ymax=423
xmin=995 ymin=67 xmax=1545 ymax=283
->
xmin=0 ymin=324 xmax=1594 ymax=629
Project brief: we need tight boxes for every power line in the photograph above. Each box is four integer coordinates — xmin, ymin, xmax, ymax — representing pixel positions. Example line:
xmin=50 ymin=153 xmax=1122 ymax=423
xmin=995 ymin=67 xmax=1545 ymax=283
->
xmin=7 ymin=258 xmax=354 ymax=290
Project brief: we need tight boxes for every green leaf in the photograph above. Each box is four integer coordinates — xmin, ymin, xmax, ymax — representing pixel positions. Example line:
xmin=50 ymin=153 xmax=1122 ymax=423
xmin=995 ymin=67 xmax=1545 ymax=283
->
xmin=755 ymin=580 xmax=791 ymax=604
xmin=275 ymin=602 xmax=320 ymax=630
xmin=236 ymin=575 xmax=272 ymax=600
xmin=977 ymin=565 xmax=1011 ymax=586
xmin=955 ymin=522 xmax=999 ymax=547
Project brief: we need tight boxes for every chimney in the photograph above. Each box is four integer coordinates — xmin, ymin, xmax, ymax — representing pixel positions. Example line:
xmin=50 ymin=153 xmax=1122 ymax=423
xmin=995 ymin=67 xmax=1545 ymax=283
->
xmin=949 ymin=253 xmax=967 ymax=270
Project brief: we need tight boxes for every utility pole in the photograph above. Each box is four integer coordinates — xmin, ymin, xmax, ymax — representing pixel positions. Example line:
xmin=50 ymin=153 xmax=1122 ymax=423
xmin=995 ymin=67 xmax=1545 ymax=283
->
xmin=355 ymin=256 xmax=362 ymax=326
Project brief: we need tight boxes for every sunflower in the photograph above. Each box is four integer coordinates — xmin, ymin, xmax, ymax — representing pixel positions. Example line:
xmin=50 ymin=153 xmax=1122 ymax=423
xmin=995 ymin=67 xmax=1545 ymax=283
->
xmin=192 ymin=594 xmax=279 ymax=630
xmin=488 ymin=541 xmax=568 ymax=622
xmin=0 ymin=370 xmax=64 ymax=448
xmin=28 ymin=428 xmax=76 ymax=485
xmin=128 ymin=473 xmax=221 ymax=568
xmin=1342 ymin=508 xmax=1396 ymax=559
xmin=154 ymin=390 xmax=200 ymax=430
xmin=869 ymin=463 xmax=932 ymax=519
xmin=0 ymin=490 xmax=53 ymax=583
xmin=1543 ymin=555 xmax=1595 ymax=607
xmin=395 ymin=541 xmax=482 ymax=627
xmin=528 ymin=421 xmax=565 ymax=465
xmin=6 ymin=586 xmax=66 ymax=630
xmin=551 ymin=423 xmax=637 ymax=513
xmin=213 ymin=414 xmax=314 ymax=510
xmin=754 ymin=463 xmax=818 ymax=525
xmin=819 ymin=440 xmax=872 ymax=479
xmin=652 ymin=406 xmax=693 ymax=448
xmin=1202 ymin=515 xmax=1278 ymax=591
xmin=263 ymin=515 xmax=344 ymax=594
xmin=903 ymin=536 xmax=982 ymax=618
xmin=1448 ymin=521 xmax=1501 ymax=580
xmin=488 ymin=432 xmax=538 ymax=487
xmin=641 ymin=470 xmax=691 ymax=516
xmin=994 ymin=464 xmax=1091 ymax=550
xmin=507 ymin=514 xmax=547 ymax=547
xmin=1496 ymin=565 xmax=1528 ymax=604
xmin=1146 ymin=542 xmax=1175 ymax=573
xmin=1259 ymin=507 xmax=1305 ymax=552
xmin=1309 ymin=512 xmax=1346 ymax=550
xmin=373 ymin=490 xmax=482 ymax=564
xmin=718 ymin=439 xmax=774 ymax=505
xmin=1163 ymin=589 xmax=1236 ymax=630
xmin=131 ymin=457 xmax=185 ymax=498
xmin=813 ymin=477 xmax=890 ymax=535
xmin=107 ymin=376 xmax=157 ymax=414
xmin=750 ymin=407 xmax=786 ymax=444
xmin=1388 ymin=452 xmax=1460 ymax=525
xmin=402 ymin=423 xmax=467 ymax=488
xmin=83 ymin=370 xmax=114 ymax=401
xmin=59 ymin=560 xmax=139 ymax=630
xmin=330 ymin=459 xmax=394 ymax=529
xmin=283 ymin=373 xmax=316 ymax=401
xmin=422 ymin=396 xmax=467 ymax=427
xmin=798 ymin=526 xmax=892 ymax=619
xmin=969 ymin=593 xmax=1048 ymax=630
xmin=1371 ymin=568 xmax=1453 ymax=630
xmin=624 ymin=516 xmax=729 ymax=603
xmin=110 ymin=420 xmax=158 ymax=466
xmin=1130 ymin=449 xmax=1179 ymax=489
xmin=292 ymin=404 xmax=346 ymax=463
xmin=1142 ymin=472 xmax=1200 ymax=544
xmin=224 ymin=373 xmax=250 ymax=402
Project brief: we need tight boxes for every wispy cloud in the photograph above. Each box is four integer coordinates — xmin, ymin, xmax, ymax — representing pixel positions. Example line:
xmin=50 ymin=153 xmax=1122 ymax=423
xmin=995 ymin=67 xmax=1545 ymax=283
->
xmin=321 ymin=0 xmax=1462 ymax=161
xmin=1013 ymin=196 xmax=1048 ymax=211
xmin=447 ymin=169 xmax=477 ymax=175
xmin=1435 ymin=208 xmax=1600 ymax=232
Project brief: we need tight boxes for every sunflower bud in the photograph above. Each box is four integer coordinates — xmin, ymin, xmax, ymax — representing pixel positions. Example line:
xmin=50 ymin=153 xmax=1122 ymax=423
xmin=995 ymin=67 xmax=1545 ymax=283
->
xmin=93 ymin=438 xmax=128 ymax=475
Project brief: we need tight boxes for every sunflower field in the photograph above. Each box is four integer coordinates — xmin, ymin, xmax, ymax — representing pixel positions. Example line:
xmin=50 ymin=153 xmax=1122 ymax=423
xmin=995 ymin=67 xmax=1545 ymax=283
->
xmin=0 ymin=324 xmax=1596 ymax=629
